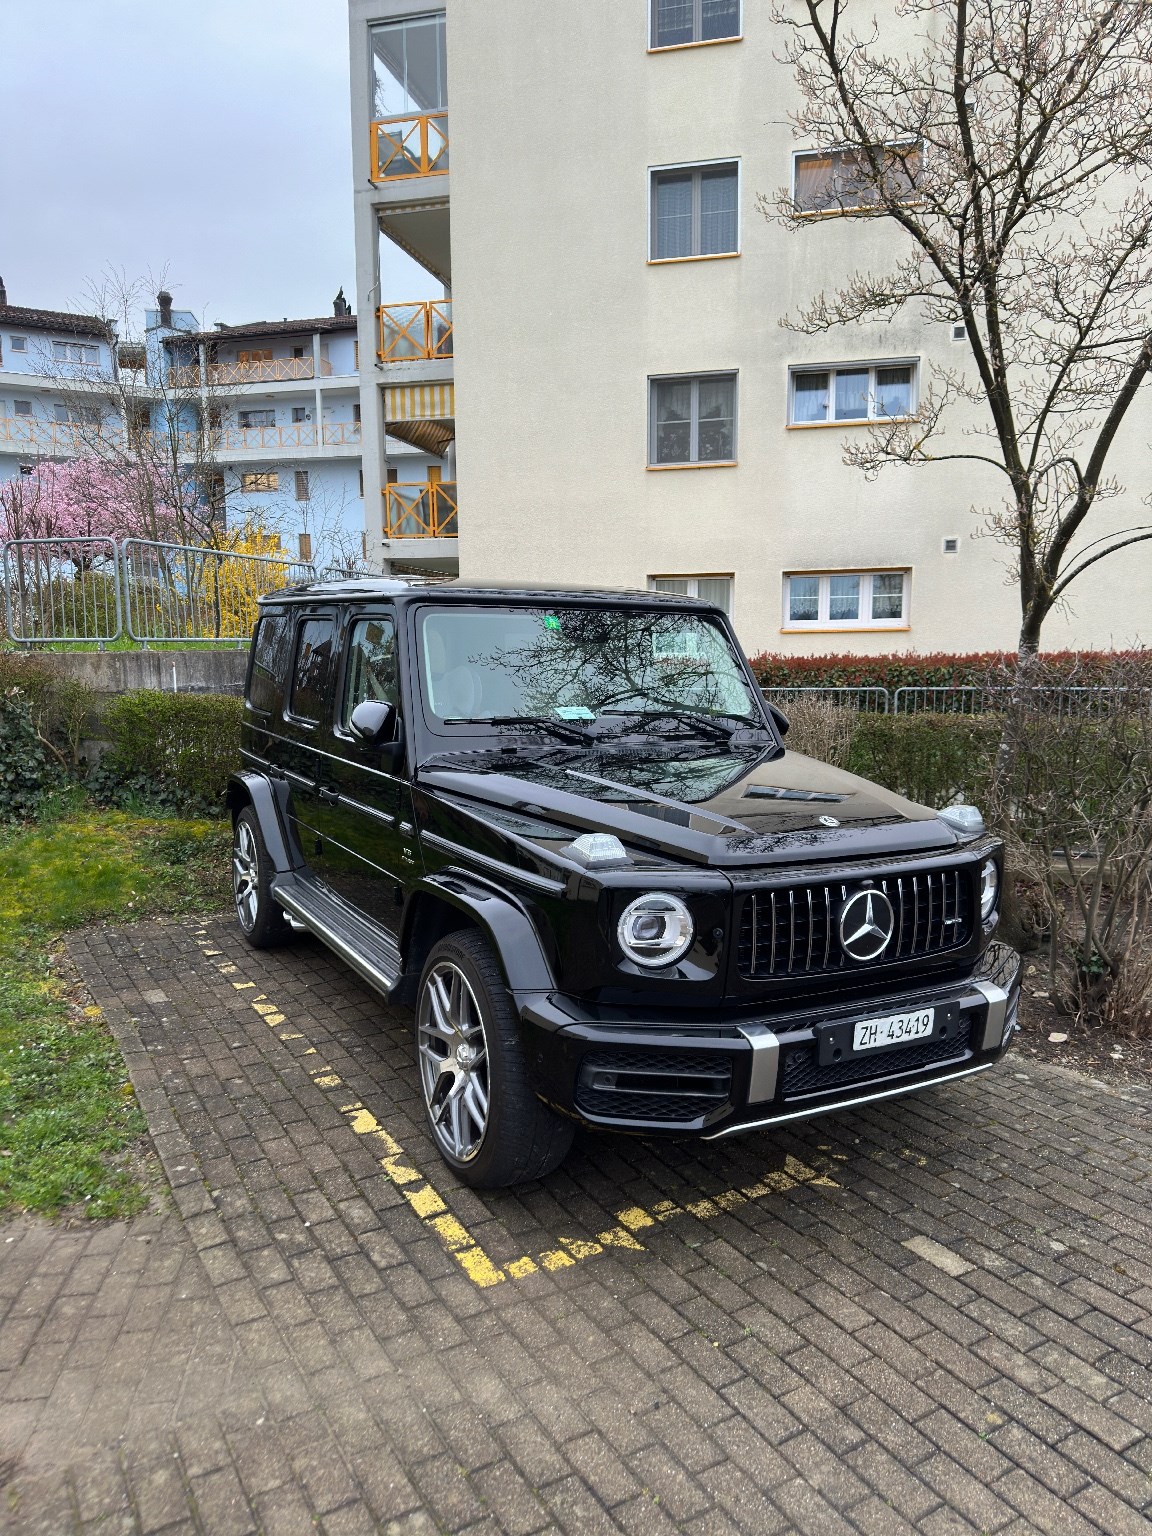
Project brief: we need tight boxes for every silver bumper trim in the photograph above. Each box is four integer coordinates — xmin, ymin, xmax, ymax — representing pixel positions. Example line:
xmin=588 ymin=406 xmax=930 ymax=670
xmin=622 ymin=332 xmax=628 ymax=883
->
xmin=702 ymin=1060 xmax=997 ymax=1139
xmin=737 ymin=1022 xmax=780 ymax=1103
xmin=973 ymin=978 xmax=1010 ymax=1051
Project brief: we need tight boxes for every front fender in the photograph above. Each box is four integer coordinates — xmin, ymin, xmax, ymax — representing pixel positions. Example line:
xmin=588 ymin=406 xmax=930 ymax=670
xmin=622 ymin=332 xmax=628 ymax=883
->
xmin=405 ymin=870 xmax=556 ymax=995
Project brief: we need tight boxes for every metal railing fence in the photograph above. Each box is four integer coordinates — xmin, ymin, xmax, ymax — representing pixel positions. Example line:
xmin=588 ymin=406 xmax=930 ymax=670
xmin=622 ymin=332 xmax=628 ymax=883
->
xmin=762 ymin=684 xmax=891 ymax=714
xmin=2 ymin=537 xmax=122 ymax=645
xmin=762 ymin=683 xmax=1152 ymax=717
xmin=1 ymin=536 xmax=313 ymax=647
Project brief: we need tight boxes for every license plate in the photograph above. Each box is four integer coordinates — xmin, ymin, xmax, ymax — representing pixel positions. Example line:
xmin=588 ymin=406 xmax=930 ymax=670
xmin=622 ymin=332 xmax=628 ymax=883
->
xmin=852 ymin=1008 xmax=935 ymax=1052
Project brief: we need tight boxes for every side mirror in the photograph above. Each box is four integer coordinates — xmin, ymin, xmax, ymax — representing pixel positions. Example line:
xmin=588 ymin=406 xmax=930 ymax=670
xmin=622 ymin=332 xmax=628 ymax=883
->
xmin=349 ymin=699 xmax=396 ymax=746
xmin=768 ymin=703 xmax=791 ymax=737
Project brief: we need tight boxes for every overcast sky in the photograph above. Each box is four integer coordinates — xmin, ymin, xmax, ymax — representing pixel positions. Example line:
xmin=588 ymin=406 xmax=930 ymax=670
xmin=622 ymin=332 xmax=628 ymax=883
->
xmin=0 ymin=0 xmax=431 ymax=331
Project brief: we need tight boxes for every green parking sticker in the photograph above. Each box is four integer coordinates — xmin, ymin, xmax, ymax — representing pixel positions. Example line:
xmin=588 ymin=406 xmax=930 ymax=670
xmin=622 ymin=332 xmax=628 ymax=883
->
xmin=543 ymin=614 xmax=561 ymax=632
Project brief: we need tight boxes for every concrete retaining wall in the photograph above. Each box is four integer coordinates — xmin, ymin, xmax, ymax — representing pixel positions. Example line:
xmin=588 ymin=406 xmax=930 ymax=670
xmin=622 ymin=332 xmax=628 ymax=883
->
xmin=34 ymin=649 xmax=248 ymax=699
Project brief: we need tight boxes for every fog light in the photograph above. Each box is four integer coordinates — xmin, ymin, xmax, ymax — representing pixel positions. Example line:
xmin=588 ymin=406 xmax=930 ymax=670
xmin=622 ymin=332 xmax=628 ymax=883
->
xmin=980 ymin=858 xmax=999 ymax=920
xmin=617 ymin=893 xmax=694 ymax=968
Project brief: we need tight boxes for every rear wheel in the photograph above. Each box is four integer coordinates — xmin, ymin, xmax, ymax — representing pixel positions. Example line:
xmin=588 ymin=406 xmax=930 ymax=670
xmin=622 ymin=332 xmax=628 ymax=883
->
xmin=232 ymin=807 xmax=292 ymax=949
xmin=415 ymin=930 xmax=574 ymax=1188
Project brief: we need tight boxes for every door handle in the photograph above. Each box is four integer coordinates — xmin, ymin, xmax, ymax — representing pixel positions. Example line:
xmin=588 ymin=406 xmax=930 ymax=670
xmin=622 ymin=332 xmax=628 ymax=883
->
xmin=318 ymin=786 xmax=341 ymax=804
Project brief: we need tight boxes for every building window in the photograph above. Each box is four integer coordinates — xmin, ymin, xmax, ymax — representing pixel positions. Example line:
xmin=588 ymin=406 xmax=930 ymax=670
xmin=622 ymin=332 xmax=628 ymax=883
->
xmin=793 ymin=144 xmax=921 ymax=215
xmin=358 ymin=469 xmax=364 ymax=497
xmin=650 ymin=574 xmax=733 ymax=614
xmin=11 ymin=336 xmax=28 ymax=352
xmin=353 ymin=402 xmax=361 ymax=424
xmin=784 ymin=570 xmax=909 ymax=629
xmin=238 ymin=408 xmax=276 ymax=429
xmin=372 ymin=13 xmax=448 ymax=118
xmin=240 ymin=471 xmax=279 ymax=493
xmin=295 ymin=470 xmax=310 ymax=502
xmin=650 ymin=162 xmax=738 ymax=260
xmin=650 ymin=372 xmax=737 ymax=465
xmin=789 ymin=362 xmax=916 ymax=425
xmin=298 ymin=531 xmax=313 ymax=562
xmin=238 ymin=348 xmax=273 ymax=364
xmin=292 ymin=345 xmax=305 ymax=360
xmin=651 ymin=0 xmax=740 ymax=49
xmin=51 ymin=340 xmax=100 ymax=364
xmin=19 ymin=463 xmax=34 ymax=476
xmin=291 ymin=406 xmax=307 ymax=423
xmin=14 ymin=400 xmax=32 ymax=417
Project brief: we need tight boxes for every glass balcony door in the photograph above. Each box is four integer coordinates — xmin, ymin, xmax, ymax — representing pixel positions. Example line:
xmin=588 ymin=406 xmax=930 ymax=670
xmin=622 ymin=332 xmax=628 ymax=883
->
xmin=372 ymin=14 xmax=447 ymax=119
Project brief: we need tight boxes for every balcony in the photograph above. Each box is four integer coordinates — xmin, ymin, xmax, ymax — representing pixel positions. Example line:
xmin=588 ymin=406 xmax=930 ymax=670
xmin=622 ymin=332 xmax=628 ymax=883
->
xmin=383 ymin=481 xmax=457 ymax=538
xmin=371 ymin=112 xmax=449 ymax=182
xmin=377 ymin=301 xmax=453 ymax=363
xmin=167 ymin=356 xmax=334 ymax=388
xmin=0 ymin=416 xmax=88 ymax=454
xmin=204 ymin=421 xmax=362 ymax=452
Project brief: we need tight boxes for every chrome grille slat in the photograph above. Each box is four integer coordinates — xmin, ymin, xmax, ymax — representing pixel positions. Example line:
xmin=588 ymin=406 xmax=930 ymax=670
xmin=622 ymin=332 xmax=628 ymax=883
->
xmin=738 ymin=866 xmax=974 ymax=980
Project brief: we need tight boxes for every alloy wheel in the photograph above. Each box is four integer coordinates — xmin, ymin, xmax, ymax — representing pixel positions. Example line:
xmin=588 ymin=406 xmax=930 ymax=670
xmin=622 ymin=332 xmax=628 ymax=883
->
xmin=417 ymin=961 xmax=491 ymax=1162
xmin=232 ymin=819 xmax=259 ymax=932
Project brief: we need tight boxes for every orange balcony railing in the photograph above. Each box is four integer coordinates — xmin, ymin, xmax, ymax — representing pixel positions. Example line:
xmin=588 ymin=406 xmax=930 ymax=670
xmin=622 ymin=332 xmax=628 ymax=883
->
xmin=322 ymin=421 xmax=362 ymax=446
xmin=370 ymin=112 xmax=449 ymax=181
xmin=377 ymin=301 xmax=453 ymax=363
xmin=167 ymin=357 xmax=334 ymax=388
xmin=383 ymin=481 xmax=458 ymax=538
xmin=0 ymin=416 xmax=92 ymax=453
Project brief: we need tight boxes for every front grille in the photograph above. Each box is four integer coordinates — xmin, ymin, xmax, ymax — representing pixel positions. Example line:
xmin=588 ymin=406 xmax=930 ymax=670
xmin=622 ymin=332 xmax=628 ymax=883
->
xmin=780 ymin=1016 xmax=974 ymax=1100
xmin=575 ymin=1049 xmax=732 ymax=1124
xmin=737 ymin=867 xmax=972 ymax=980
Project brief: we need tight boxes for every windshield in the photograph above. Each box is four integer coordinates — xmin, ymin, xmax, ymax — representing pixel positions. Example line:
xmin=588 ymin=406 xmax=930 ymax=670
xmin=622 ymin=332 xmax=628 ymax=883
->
xmin=419 ymin=605 xmax=761 ymax=727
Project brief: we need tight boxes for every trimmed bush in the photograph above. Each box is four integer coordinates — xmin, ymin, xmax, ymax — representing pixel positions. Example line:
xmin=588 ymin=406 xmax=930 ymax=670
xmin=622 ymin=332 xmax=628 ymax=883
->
xmin=91 ymin=691 xmax=242 ymax=814
xmin=845 ymin=713 xmax=1000 ymax=808
xmin=748 ymin=648 xmax=1150 ymax=691
xmin=0 ymin=689 xmax=60 ymax=821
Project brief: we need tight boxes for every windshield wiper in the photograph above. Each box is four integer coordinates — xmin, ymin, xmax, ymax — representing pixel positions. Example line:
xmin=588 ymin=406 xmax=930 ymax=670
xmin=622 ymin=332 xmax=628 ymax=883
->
xmin=443 ymin=714 xmax=596 ymax=744
xmin=599 ymin=708 xmax=738 ymax=744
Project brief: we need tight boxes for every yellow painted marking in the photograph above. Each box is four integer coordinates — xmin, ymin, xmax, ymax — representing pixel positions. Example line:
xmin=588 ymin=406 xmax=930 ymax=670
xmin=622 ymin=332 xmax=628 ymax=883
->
xmin=220 ymin=964 xmax=238 ymax=974
xmin=540 ymin=1249 xmax=576 ymax=1271
xmin=406 ymin=1184 xmax=447 ymax=1217
xmin=215 ymin=955 xmax=842 ymax=1291
xmin=202 ymin=949 xmax=221 ymax=955
xmin=456 ymin=1248 xmax=506 ymax=1287
xmin=599 ymin=1227 xmax=645 ymax=1251
xmin=617 ymin=1206 xmax=656 ymax=1232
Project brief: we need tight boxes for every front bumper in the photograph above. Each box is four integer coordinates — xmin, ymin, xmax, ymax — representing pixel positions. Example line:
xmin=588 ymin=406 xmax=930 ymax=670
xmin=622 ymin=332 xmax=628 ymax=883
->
xmin=517 ymin=941 xmax=1021 ymax=1138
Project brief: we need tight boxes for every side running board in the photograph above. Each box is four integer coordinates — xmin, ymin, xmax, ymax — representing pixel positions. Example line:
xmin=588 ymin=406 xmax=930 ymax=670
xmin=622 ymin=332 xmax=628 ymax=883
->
xmin=271 ymin=873 xmax=403 ymax=1001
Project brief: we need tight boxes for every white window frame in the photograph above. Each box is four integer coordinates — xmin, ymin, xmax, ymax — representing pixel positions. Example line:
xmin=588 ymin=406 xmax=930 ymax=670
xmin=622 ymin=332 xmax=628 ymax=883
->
xmin=648 ymin=574 xmax=734 ymax=615
xmin=10 ymin=335 xmax=28 ymax=352
xmin=782 ymin=569 xmax=911 ymax=631
xmin=788 ymin=360 xmax=919 ymax=427
xmin=50 ymin=339 xmax=100 ymax=365
xmin=791 ymin=141 xmax=923 ymax=216
xmin=238 ymin=407 xmax=277 ymax=429
xmin=649 ymin=0 xmax=742 ymax=50
xmin=648 ymin=370 xmax=739 ymax=466
xmin=648 ymin=158 xmax=741 ymax=262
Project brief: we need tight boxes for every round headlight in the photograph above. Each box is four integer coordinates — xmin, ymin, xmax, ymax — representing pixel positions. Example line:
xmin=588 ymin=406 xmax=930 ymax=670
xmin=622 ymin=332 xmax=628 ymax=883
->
xmin=617 ymin=893 xmax=695 ymax=968
xmin=980 ymin=858 xmax=999 ymax=920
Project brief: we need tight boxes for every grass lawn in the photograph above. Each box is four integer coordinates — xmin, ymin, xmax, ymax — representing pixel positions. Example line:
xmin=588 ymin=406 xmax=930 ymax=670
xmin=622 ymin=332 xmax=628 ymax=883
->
xmin=0 ymin=796 xmax=231 ymax=1220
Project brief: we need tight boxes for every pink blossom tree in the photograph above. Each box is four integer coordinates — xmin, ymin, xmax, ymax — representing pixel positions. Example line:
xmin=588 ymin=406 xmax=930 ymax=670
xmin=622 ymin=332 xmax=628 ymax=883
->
xmin=0 ymin=457 xmax=179 ymax=548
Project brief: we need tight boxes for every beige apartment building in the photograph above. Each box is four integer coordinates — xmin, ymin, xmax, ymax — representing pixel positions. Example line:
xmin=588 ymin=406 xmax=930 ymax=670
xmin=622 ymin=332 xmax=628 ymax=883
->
xmin=349 ymin=0 xmax=1152 ymax=654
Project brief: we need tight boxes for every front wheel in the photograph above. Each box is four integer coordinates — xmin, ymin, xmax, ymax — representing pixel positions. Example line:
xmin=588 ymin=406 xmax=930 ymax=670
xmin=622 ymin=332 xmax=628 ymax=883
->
xmin=415 ymin=930 xmax=574 ymax=1188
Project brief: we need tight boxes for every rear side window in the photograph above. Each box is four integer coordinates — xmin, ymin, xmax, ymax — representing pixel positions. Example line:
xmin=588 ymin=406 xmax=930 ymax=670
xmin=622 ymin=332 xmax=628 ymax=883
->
xmin=246 ymin=613 xmax=291 ymax=715
xmin=289 ymin=617 xmax=335 ymax=723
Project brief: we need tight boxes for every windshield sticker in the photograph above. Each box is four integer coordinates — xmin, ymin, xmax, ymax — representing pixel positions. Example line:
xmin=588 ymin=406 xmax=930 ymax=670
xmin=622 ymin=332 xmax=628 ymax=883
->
xmin=555 ymin=706 xmax=596 ymax=721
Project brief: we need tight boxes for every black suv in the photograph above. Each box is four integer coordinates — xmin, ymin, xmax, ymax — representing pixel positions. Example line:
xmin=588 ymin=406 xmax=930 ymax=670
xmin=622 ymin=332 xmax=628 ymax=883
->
xmin=228 ymin=580 xmax=1020 ymax=1188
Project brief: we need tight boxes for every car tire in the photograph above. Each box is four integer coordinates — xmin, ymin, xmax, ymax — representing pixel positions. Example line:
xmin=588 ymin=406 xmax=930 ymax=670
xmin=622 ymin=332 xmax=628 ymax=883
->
xmin=415 ymin=930 xmax=575 ymax=1188
xmin=232 ymin=806 xmax=292 ymax=949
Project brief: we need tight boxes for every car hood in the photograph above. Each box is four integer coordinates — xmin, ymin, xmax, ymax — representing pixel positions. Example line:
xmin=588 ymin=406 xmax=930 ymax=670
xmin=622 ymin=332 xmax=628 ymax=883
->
xmin=418 ymin=745 xmax=960 ymax=867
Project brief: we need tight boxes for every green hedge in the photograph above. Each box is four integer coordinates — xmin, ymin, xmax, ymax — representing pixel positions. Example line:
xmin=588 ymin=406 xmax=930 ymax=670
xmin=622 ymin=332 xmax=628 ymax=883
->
xmin=845 ymin=714 xmax=1000 ymax=808
xmin=0 ymin=652 xmax=95 ymax=767
xmin=0 ymin=690 xmax=60 ymax=822
xmin=92 ymin=692 xmax=242 ymax=814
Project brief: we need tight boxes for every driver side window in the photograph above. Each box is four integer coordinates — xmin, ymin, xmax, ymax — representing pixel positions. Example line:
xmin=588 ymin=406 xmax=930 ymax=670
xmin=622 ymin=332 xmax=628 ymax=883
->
xmin=343 ymin=615 xmax=398 ymax=728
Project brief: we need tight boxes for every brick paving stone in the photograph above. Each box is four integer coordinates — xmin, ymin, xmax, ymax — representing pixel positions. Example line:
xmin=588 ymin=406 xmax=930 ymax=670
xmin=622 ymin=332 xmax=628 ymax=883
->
xmin=0 ymin=913 xmax=1147 ymax=1535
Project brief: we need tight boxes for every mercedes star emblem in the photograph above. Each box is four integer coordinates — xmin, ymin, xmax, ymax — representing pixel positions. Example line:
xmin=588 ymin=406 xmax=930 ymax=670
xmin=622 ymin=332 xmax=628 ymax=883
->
xmin=839 ymin=888 xmax=896 ymax=962
xmin=818 ymin=814 xmax=840 ymax=827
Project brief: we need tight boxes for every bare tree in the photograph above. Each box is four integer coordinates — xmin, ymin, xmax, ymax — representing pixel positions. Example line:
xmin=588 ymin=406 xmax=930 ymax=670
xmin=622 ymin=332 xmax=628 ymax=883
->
xmin=48 ymin=270 xmax=242 ymax=547
xmin=765 ymin=0 xmax=1152 ymax=652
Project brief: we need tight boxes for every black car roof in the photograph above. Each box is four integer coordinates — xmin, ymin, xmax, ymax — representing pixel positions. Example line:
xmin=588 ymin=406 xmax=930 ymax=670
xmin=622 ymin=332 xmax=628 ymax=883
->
xmin=258 ymin=579 xmax=722 ymax=612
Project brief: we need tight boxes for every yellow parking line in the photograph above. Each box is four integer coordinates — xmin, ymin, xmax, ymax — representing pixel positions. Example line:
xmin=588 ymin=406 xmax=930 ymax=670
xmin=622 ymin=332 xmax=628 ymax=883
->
xmin=196 ymin=936 xmax=840 ymax=1290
